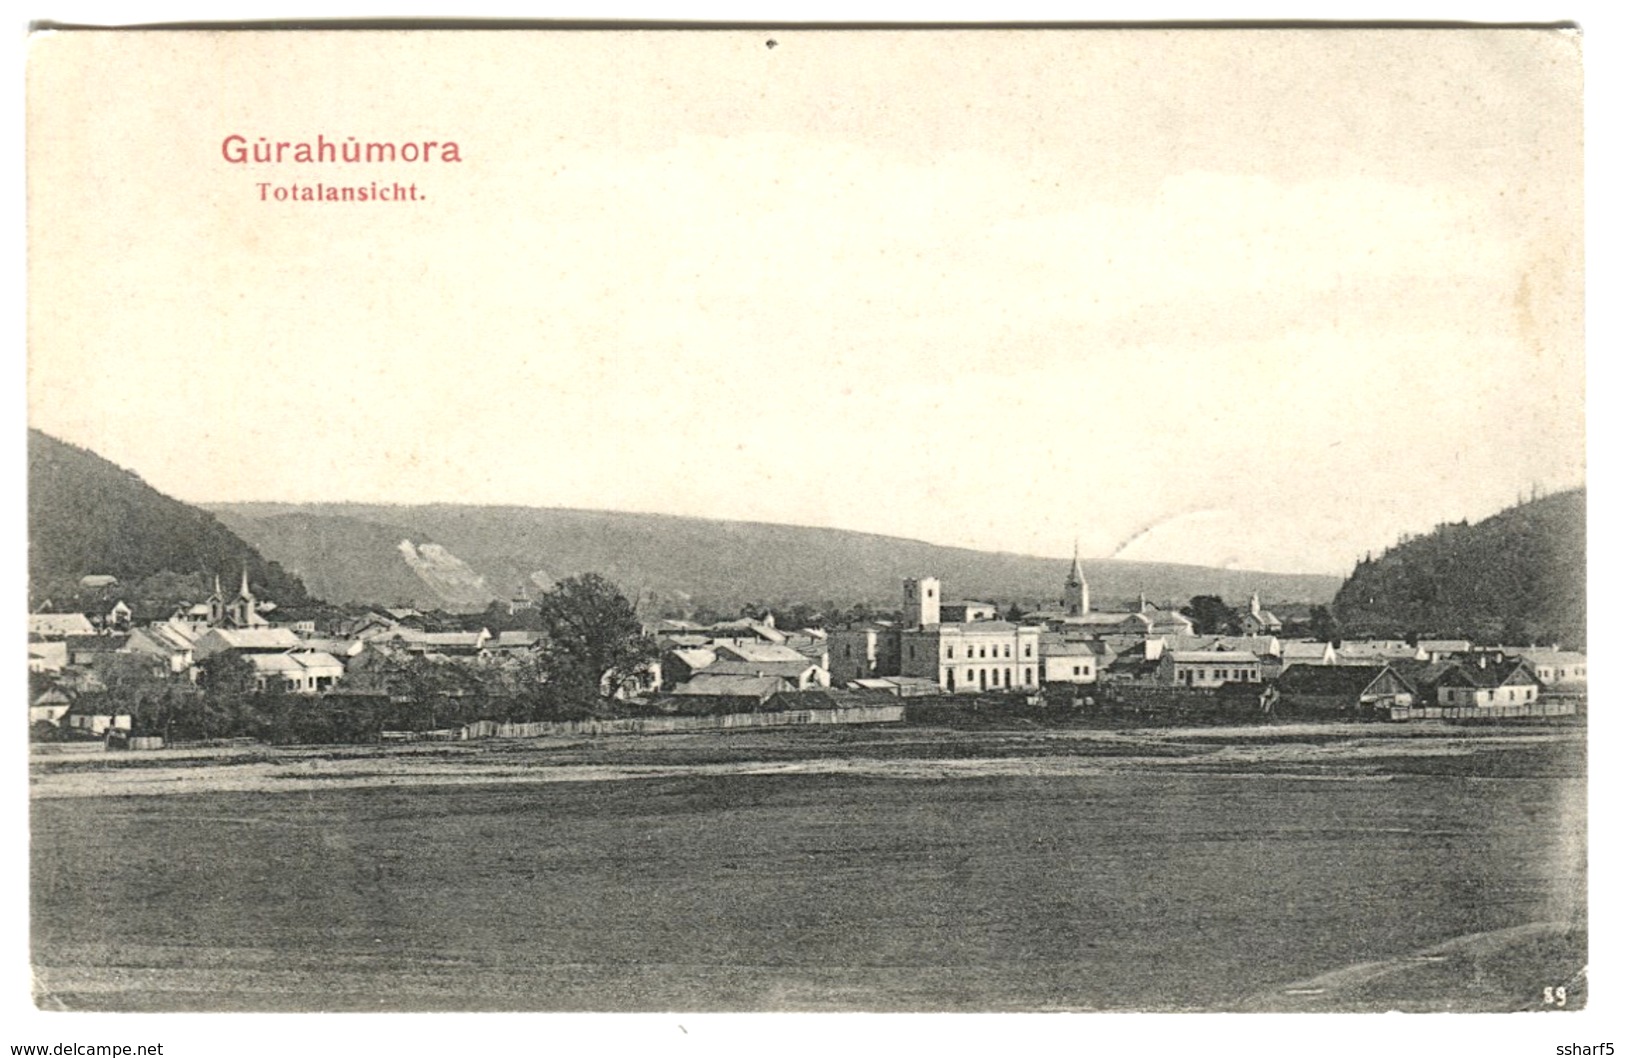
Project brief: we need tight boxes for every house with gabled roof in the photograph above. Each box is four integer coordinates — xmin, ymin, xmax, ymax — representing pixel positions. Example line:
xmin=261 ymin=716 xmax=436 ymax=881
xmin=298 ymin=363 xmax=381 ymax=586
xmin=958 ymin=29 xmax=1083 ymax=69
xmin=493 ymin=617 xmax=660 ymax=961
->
xmin=125 ymin=621 xmax=203 ymax=675
xmin=29 ymin=613 xmax=96 ymax=639
xmin=1038 ymin=633 xmax=1112 ymax=685
xmin=1435 ymin=657 xmax=1542 ymax=709
xmin=191 ymin=626 xmax=303 ymax=663
xmin=1276 ymin=663 xmax=1413 ymax=715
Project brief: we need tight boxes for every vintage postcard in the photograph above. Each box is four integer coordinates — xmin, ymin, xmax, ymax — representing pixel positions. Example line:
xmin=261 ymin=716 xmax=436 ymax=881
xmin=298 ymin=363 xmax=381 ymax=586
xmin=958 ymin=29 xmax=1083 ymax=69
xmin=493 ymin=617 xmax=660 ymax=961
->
xmin=21 ymin=23 xmax=1589 ymax=1043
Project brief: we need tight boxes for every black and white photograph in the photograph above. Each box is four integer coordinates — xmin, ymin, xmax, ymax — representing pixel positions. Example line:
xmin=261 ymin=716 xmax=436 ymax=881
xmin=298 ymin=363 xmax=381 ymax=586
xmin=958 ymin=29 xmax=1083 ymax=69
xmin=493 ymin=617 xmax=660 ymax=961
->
xmin=15 ymin=17 xmax=1602 ymax=1050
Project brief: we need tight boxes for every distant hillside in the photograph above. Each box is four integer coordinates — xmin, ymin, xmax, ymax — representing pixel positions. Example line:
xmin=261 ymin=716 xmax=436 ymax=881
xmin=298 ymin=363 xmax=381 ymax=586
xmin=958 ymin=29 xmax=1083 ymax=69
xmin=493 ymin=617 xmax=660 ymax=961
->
xmin=28 ymin=430 xmax=312 ymax=606
xmin=1332 ymin=488 xmax=1585 ymax=647
xmin=208 ymin=502 xmax=1342 ymax=614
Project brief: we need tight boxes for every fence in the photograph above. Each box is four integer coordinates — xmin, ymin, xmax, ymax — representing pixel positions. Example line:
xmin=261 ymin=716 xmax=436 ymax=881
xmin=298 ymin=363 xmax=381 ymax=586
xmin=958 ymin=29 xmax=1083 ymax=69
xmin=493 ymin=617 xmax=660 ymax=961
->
xmin=379 ymin=705 xmax=906 ymax=743
xmin=1388 ymin=700 xmax=1577 ymax=722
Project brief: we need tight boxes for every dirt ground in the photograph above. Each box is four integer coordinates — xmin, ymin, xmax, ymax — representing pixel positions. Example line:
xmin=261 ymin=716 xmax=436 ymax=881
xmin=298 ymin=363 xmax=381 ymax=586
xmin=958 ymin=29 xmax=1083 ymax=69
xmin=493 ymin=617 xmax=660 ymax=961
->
xmin=30 ymin=723 xmax=1586 ymax=1012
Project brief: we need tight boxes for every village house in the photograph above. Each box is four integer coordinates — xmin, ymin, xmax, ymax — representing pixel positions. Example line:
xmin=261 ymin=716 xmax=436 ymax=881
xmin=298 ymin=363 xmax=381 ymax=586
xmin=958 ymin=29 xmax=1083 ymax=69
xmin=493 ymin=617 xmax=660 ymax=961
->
xmin=1155 ymin=650 xmax=1262 ymax=688
xmin=247 ymin=651 xmax=346 ymax=694
xmin=668 ymin=672 xmax=789 ymax=704
xmin=1280 ymin=640 xmax=1338 ymax=668
xmin=28 ymin=640 xmax=69 ymax=674
xmin=708 ymin=643 xmax=829 ymax=689
xmin=1275 ymin=663 xmax=1414 ymax=716
xmin=1386 ymin=658 xmax=1458 ymax=706
xmin=1038 ymin=633 xmax=1110 ymax=685
xmin=1500 ymin=648 xmax=1587 ymax=693
xmin=192 ymin=626 xmax=303 ymax=663
xmin=1435 ymin=657 xmax=1542 ymax=708
xmin=1417 ymin=639 xmax=1474 ymax=662
xmin=125 ymin=620 xmax=203 ymax=675
xmin=64 ymin=633 xmax=131 ymax=667
xmin=1335 ymin=640 xmax=1426 ymax=664
xmin=28 ymin=612 xmax=97 ymax=639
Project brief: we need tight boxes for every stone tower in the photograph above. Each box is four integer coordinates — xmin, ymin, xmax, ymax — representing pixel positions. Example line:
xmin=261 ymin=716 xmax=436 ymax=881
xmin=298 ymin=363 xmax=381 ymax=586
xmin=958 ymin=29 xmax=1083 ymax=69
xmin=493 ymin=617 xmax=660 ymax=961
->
xmin=903 ymin=576 xmax=941 ymax=628
xmin=1064 ymin=544 xmax=1090 ymax=617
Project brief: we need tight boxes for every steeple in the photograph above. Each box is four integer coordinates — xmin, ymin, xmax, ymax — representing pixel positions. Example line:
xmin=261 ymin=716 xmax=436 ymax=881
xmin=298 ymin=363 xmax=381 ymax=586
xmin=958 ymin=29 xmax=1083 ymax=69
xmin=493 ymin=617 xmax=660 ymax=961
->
xmin=1063 ymin=541 xmax=1089 ymax=617
xmin=239 ymin=565 xmax=252 ymax=599
xmin=207 ymin=573 xmax=226 ymax=626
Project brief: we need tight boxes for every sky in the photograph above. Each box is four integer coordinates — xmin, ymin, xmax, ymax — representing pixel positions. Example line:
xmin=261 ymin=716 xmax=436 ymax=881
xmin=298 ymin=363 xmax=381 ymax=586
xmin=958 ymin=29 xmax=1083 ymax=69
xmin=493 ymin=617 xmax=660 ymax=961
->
xmin=25 ymin=29 xmax=1584 ymax=575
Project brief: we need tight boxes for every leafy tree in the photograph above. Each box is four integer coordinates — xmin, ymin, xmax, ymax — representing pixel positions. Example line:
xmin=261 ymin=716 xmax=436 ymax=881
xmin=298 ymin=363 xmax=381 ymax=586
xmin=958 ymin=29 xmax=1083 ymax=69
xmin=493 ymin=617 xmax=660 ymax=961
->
xmin=1308 ymin=605 xmax=1341 ymax=644
xmin=198 ymin=652 xmax=257 ymax=698
xmin=535 ymin=573 xmax=657 ymax=713
xmin=1180 ymin=595 xmax=1239 ymax=636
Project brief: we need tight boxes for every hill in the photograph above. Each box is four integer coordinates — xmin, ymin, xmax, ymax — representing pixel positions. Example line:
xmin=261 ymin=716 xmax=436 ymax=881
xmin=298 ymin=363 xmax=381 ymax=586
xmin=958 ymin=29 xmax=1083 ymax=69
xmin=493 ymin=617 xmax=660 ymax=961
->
xmin=207 ymin=502 xmax=1342 ymax=615
xmin=1331 ymin=488 xmax=1585 ymax=647
xmin=28 ymin=430 xmax=312 ymax=608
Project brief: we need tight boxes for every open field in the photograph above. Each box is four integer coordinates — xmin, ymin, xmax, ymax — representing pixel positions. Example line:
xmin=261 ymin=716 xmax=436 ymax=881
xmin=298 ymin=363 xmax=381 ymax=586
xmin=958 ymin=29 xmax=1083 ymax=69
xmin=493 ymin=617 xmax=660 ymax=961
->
xmin=30 ymin=724 xmax=1586 ymax=1011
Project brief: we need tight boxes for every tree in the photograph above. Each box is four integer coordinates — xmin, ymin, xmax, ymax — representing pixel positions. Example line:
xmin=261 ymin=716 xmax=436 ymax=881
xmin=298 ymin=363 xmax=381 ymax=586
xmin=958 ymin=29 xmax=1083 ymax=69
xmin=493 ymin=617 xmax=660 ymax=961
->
xmin=535 ymin=573 xmax=657 ymax=713
xmin=1181 ymin=595 xmax=1239 ymax=636
xmin=1308 ymin=605 xmax=1341 ymax=645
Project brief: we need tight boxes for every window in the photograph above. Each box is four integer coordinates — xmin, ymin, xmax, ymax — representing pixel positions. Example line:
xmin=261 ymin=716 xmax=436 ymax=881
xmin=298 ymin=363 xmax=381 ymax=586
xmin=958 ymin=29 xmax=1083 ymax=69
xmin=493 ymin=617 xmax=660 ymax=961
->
xmin=1073 ymin=666 xmax=1081 ymax=677
xmin=1024 ymin=668 xmax=1032 ymax=683
xmin=1003 ymin=645 xmax=1011 ymax=658
xmin=991 ymin=669 xmax=999 ymax=686
xmin=1024 ymin=644 xmax=1032 ymax=657
xmin=947 ymin=646 xmax=954 ymax=659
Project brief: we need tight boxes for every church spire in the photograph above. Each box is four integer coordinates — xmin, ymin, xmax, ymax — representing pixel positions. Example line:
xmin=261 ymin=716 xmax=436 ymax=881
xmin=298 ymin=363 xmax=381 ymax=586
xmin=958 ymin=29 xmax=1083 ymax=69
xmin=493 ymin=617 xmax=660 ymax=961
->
xmin=1066 ymin=539 xmax=1085 ymax=586
xmin=240 ymin=565 xmax=252 ymax=599
xmin=1063 ymin=541 xmax=1089 ymax=617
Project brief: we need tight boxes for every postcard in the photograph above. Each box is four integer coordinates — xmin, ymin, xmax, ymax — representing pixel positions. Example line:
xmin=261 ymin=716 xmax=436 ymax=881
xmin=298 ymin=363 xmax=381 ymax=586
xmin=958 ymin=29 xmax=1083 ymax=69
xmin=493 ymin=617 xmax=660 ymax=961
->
xmin=21 ymin=23 xmax=1589 ymax=1041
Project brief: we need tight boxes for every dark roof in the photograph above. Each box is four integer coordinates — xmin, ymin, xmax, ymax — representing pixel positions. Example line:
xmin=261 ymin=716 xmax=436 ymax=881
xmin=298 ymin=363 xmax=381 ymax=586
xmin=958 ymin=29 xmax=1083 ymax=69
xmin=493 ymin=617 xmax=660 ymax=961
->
xmin=1438 ymin=658 xmax=1539 ymax=688
xmin=1387 ymin=659 xmax=1456 ymax=690
xmin=64 ymin=634 xmax=130 ymax=653
xmin=1276 ymin=664 xmax=1394 ymax=696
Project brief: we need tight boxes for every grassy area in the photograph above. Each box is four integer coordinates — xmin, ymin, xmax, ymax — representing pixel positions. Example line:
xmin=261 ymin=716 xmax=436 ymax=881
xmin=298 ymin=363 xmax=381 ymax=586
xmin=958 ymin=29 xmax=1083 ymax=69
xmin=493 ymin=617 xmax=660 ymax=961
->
xmin=31 ymin=727 xmax=1585 ymax=1011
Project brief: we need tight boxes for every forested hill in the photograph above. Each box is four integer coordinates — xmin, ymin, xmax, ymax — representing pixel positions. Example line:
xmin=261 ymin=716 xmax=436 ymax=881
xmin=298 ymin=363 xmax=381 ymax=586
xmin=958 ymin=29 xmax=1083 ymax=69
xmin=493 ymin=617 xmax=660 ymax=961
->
xmin=209 ymin=501 xmax=1342 ymax=614
xmin=1332 ymin=488 xmax=1585 ymax=647
xmin=28 ymin=430 xmax=312 ymax=606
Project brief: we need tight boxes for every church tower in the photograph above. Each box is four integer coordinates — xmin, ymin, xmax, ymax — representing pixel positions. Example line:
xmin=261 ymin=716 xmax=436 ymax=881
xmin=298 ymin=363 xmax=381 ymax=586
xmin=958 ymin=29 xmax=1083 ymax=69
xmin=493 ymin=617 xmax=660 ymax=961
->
xmin=227 ymin=566 xmax=258 ymax=628
xmin=903 ymin=576 xmax=940 ymax=628
xmin=206 ymin=574 xmax=226 ymax=627
xmin=1064 ymin=544 xmax=1090 ymax=617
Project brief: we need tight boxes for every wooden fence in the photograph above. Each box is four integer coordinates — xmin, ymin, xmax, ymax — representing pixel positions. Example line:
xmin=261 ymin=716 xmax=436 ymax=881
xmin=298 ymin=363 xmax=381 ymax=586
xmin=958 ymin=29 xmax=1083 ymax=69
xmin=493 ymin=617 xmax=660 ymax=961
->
xmin=378 ymin=705 xmax=906 ymax=743
xmin=1388 ymin=700 xmax=1577 ymax=722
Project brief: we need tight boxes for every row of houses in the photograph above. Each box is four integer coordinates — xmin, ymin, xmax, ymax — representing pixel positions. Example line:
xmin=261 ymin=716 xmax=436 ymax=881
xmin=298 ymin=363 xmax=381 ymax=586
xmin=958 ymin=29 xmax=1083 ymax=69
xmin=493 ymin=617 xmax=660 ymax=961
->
xmin=29 ymin=558 xmax=1587 ymax=726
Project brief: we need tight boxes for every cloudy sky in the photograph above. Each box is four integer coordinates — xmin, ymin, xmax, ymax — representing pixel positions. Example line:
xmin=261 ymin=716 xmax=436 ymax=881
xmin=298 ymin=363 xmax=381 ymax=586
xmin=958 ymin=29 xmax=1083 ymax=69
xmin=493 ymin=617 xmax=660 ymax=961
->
xmin=27 ymin=29 xmax=1583 ymax=575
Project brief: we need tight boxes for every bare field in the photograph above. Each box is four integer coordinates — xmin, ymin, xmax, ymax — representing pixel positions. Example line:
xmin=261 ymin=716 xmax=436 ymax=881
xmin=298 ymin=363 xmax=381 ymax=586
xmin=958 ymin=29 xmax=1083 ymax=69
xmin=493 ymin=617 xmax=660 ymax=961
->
xmin=30 ymin=724 xmax=1586 ymax=1012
